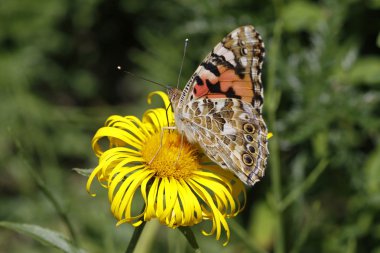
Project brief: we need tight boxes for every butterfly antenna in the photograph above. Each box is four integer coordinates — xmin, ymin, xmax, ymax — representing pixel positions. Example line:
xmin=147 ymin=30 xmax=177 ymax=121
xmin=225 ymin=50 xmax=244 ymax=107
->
xmin=176 ymin=38 xmax=189 ymax=89
xmin=117 ymin=66 xmax=170 ymax=89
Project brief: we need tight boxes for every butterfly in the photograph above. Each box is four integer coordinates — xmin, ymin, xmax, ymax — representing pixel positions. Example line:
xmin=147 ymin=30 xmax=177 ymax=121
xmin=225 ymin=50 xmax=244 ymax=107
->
xmin=168 ymin=25 xmax=268 ymax=186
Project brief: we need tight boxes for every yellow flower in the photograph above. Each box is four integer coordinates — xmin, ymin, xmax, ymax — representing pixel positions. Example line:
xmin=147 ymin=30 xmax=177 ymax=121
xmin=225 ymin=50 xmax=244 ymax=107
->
xmin=87 ymin=91 xmax=246 ymax=245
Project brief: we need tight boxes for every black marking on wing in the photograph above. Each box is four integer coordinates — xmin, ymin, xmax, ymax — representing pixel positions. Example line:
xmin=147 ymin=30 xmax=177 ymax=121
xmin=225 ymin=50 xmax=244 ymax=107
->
xmin=206 ymin=80 xmax=222 ymax=93
xmin=211 ymin=52 xmax=234 ymax=69
xmin=201 ymin=62 xmax=220 ymax=77
xmin=235 ymin=64 xmax=246 ymax=79
xmin=195 ymin=75 xmax=204 ymax=86
xmin=226 ymin=87 xmax=242 ymax=99
xmin=252 ymin=94 xmax=263 ymax=107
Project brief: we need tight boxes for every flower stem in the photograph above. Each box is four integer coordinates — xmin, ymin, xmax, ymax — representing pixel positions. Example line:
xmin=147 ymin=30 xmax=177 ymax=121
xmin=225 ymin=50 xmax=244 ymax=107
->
xmin=267 ymin=5 xmax=284 ymax=253
xmin=125 ymin=222 xmax=147 ymax=253
xmin=280 ymin=159 xmax=328 ymax=211
xmin=16 ymin=139 xmax=79 ymax=246
xmin=34 ymin=173 xmax=79 ymax=246
xmin=179 ymin=226 xmax=201 ymax=253
xmin=11 ymin=133 xmax=78 ymax=246
xmin=229 ymin=219 xmax=268 ymax=253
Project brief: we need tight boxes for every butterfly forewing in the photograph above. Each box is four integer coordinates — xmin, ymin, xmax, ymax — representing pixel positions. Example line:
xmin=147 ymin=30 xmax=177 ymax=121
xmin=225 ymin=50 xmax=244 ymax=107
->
xmin=179 ymin=26 xmax=265 ymax=113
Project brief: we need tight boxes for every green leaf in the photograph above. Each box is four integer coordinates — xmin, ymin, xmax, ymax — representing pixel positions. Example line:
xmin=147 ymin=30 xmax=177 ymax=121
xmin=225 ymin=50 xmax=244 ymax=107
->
xmin=312 ymin=131 xmax=328 ymax=158
xmin=72 ymin=168 xmax=94 ymax=177
xmin=0 ymin=221 xmax=86 ymax=253
xmin=369 ymin=0 xmax=380 ymax=9
xmin=363 ymin=144 xmax=380 ymax=193
xmin=348 ymin=57 xmax=380 ymax=85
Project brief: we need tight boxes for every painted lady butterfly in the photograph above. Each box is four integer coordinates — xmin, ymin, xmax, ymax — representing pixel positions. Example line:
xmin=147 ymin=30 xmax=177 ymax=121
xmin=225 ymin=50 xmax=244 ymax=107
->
xmin=168 ymin=25 xmax=268 ymax=186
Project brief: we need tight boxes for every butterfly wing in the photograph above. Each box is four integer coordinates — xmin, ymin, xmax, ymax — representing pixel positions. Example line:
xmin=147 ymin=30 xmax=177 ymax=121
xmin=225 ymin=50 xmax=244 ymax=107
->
xmin=181 ymin=98 xmax=268 ymax=185
xmin=174 ymin=25 xmax=268 ymax=185
xmin=178 ymin=25 xmax=265 ymax=113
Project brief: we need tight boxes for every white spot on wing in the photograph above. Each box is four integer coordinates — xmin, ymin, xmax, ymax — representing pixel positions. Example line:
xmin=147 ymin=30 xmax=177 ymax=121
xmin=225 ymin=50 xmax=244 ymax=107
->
xmin=182 ymin=111 xmax=190 ymax=119
xmin=239 ymin=113 xmax=249 ymax=120
xmin=222 ymin=122 xmax=237 ymax=135
xmin=240 ymin=57 xmax=248 ymax=67
xmin=215 ymin=101 xmax=224 ymax=111
xmin=242 ymin=103 xmax=253 ymax=114
xmin=214 ymin=46 xmax=236 ymax=66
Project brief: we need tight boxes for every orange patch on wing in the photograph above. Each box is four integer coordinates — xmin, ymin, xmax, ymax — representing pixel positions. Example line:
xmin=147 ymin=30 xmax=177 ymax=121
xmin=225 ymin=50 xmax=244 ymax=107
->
xmin=219 ymin=69 xmax=254 ymax=103
xmin=205 ymin=94 xmax=228 ymax=99
xmin=193 ymin=81 xmax=209 ymax=98
xmin=193 ymin=69 xmax=220 ymax=98
xmin=192 ymin=65 xmax=254 ymax=103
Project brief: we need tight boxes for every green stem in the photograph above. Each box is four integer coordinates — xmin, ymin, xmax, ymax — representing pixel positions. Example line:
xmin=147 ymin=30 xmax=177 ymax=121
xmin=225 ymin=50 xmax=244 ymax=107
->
xmin=125 ymin=222 xmax=147 ymax=253
xmin=290 ymin=202 xmax=320 ymax=253
xmin=33 ymin=172 xmax=79 ymax=246
xmin=178 ymin=226 xmax=201 ymax=253
xmin=17 ymin=153 xmax=78 ymax=246
xmin=16 ymin=140 xmax=79 ymax=246
xmin=267 ymin=8 xmax=284 ymax=253
xmin=280 ymin=159 xmax=329 ymax=211
xmin=268 ymin=125 xmax=284 ymax=253
xmin=229 ymin=219 xmax=268 ymax=253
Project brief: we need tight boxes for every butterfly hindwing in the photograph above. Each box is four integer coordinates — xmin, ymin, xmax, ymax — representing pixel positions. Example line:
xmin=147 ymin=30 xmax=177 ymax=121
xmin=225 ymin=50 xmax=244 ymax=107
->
xmin=181 ymin=98 xmax=268 ymax=185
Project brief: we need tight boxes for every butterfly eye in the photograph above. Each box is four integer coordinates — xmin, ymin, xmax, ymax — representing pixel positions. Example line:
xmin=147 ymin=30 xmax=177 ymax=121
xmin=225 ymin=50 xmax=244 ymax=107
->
xmin=242 ymin=153 xmax=254 ymax=166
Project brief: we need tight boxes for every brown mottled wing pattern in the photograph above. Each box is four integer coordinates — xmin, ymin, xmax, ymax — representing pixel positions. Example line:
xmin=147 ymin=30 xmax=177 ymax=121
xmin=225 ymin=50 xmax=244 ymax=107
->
xmin=179 ymin=25 xmax=265 ymax=113
xmin=171 ymin=25 xmax=268 ymax=186
xmin=181 ymin=98 xmax=268 ymax=185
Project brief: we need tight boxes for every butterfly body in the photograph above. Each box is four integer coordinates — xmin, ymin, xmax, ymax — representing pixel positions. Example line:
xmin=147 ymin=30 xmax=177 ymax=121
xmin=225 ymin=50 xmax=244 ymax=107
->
xmin=168 ymin=25 xmax=268 ymax=186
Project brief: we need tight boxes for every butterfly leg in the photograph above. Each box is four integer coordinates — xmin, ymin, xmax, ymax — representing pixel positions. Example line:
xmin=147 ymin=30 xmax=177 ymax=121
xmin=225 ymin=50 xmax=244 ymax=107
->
xmin=174 ymin=132 xmax=185 ymax=165
xmin=148 ymin=126 xmax=177 ymax=165
xmin=165 ymin=103 xmax=173 ymax=127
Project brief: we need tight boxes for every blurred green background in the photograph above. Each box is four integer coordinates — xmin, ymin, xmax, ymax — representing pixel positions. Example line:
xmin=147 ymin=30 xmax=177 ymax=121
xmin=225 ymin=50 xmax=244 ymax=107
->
xmin=1 ymin=0 xmax=380 ymax=252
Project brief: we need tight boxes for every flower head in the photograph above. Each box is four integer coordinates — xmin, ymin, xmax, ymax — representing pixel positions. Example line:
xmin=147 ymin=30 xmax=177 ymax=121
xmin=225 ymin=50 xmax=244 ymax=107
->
xmin=87 ymin=91 xmax=246 ymax=245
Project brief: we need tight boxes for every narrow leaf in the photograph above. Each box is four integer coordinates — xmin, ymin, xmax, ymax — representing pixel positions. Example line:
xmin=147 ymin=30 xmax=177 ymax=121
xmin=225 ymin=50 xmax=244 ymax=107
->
xmin=0 ymin=221 xmax=86 ymax=253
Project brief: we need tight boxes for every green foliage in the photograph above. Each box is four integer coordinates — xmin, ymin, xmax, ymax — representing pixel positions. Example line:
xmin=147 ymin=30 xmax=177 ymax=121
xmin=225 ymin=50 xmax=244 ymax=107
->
xmin=1 ymin=0 xmax=379 ymax=252
xmin=0 ymin=222 xmax=85 ymax=253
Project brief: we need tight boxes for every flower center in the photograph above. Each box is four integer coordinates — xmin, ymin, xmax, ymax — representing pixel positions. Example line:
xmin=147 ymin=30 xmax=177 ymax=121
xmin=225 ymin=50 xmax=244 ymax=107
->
xmin=141 ymin=131 xmax=200 ymax=179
